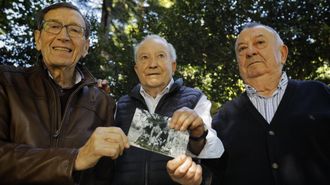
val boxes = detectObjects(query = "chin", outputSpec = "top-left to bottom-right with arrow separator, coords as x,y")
146,82 -> 161,87
247,72 -> 265,79
145,78 -> 161,83
247,68 -> 265,76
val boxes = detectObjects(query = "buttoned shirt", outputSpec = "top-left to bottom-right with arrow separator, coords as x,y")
140,78 -> 224,158
246,72 -> 289,123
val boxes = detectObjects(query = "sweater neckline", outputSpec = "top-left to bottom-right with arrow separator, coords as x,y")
241,80 -> 298,127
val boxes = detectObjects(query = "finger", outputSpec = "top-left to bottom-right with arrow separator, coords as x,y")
169,111 -> 180,129
101,80 -> 110,93
104,135 -> 124,154
174,156 -> 193,177
103,146 -> 120,159
182,163 -> 202,185
183,161 -> 197,180
103,127 -> 130,148
179,113 -> 201,131
98,128 -> 125,152
101,79 -> 108,86
171,111 -> 190,130
95,141 -> 122,159
192,164 -> 203,185
97,79 -> 103,88
117,129 -> 130,148
170,107 -> 190,128
94,128 -> 126,155
167,154 -> 187,174
176,113 -> 191,130
194,164 -> 203,181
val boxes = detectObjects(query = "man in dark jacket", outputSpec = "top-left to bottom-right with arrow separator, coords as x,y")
0,3 -> 128,185
112,35 -> 223,185
204,23 -> 330,185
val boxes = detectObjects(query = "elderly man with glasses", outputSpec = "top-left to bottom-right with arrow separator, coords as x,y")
0,2 -> 128,185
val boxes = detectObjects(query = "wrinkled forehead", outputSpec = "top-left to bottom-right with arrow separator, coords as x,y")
44,7 -> 85,26
239,26 -> 275,40
236,26 -> 275,47
137,38 -> 169,53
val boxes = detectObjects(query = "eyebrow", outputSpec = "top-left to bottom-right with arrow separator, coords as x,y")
255,34 -> 265,39
44,19 -> 83,27
137,52 -> 149,56
236,34 -> 265,47
156,50 -> 167,54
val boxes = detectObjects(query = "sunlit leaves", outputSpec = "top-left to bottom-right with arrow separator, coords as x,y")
0,0 -> 329,104
159,0 -> 175,8
315,64 -> 330,84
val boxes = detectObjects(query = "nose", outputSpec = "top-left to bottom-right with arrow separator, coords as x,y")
246,45 -> 257,58
56,26 -> 70,41
148,56 -> 158,68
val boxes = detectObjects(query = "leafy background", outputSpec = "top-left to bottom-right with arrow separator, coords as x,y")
1,0 -> 329,113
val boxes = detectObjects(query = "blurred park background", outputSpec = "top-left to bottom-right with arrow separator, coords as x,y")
1,0 -> 329,113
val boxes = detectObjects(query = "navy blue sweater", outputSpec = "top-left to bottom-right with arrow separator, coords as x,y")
204,80 -> 330,185
112,79 -> 203,185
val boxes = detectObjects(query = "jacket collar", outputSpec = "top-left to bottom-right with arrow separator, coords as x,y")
129,78 -> 183,100
36,58 -> 96,85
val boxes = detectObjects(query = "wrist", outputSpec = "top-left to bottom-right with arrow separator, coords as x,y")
189,128 -> 208,142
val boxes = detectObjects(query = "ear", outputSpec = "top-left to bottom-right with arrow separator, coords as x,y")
171,61 -> 177,75
34,30 -> 41,51
134,63 -> 138,74
280,44 -> 288,65
82,39 -> 90,57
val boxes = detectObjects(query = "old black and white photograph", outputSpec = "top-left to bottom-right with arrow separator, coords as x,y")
128,108 -> 189,158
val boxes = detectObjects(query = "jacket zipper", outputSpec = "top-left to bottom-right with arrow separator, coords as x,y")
48,80 -> 61,147
51,81 -> 95,147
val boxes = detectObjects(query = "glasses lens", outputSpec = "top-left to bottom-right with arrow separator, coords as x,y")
67,25 -> 84,38
42,21 -> 85,38
43,21 -> 62,34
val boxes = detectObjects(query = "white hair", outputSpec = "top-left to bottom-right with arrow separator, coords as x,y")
235,22 -> 284,49
134,34 -> 177,62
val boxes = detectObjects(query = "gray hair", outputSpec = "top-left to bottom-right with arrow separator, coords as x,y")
35,2 -> 91,39
134,34 -> 177,62
235,22 -> 284,49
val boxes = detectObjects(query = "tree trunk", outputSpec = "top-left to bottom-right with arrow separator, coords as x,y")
99,0 -> 113,60
100,0 -> 112,42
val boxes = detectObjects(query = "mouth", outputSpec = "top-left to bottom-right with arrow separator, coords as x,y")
248,61 -> 261,67
146,73 -> 160,76
52,46 -> 72,53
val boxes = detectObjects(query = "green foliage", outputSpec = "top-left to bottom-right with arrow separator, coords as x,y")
82,0 -> 141,98
0,0 -> 48,66
0,0 -> 329,105
134,0 -> 330,104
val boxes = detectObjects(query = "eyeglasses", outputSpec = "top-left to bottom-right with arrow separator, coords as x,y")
42,21 -> 85,38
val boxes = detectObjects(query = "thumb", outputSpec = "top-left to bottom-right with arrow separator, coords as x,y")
167,154 -> 187,172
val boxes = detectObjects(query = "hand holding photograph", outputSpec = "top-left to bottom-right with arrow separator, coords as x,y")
128,108 -> 189,158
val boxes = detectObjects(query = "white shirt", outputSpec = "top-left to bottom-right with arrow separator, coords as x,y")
139,78 -> 224,158
246,72 -> 289,123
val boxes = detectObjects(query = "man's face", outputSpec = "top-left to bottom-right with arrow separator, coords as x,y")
34,8 -> 89,70
134,38 -> 176,93
235,26 -> 287,83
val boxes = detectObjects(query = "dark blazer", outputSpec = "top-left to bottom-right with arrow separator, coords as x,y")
205,79 -> 330,185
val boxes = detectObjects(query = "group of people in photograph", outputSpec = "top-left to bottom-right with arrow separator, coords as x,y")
0,2 -> 329,185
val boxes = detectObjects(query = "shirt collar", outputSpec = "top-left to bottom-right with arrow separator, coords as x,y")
140,78 -> 174,98
245,72 -> 288,96
47,69 -> 82,86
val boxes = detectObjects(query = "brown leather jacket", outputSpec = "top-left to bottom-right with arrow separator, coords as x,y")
0,63 -> 116,185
